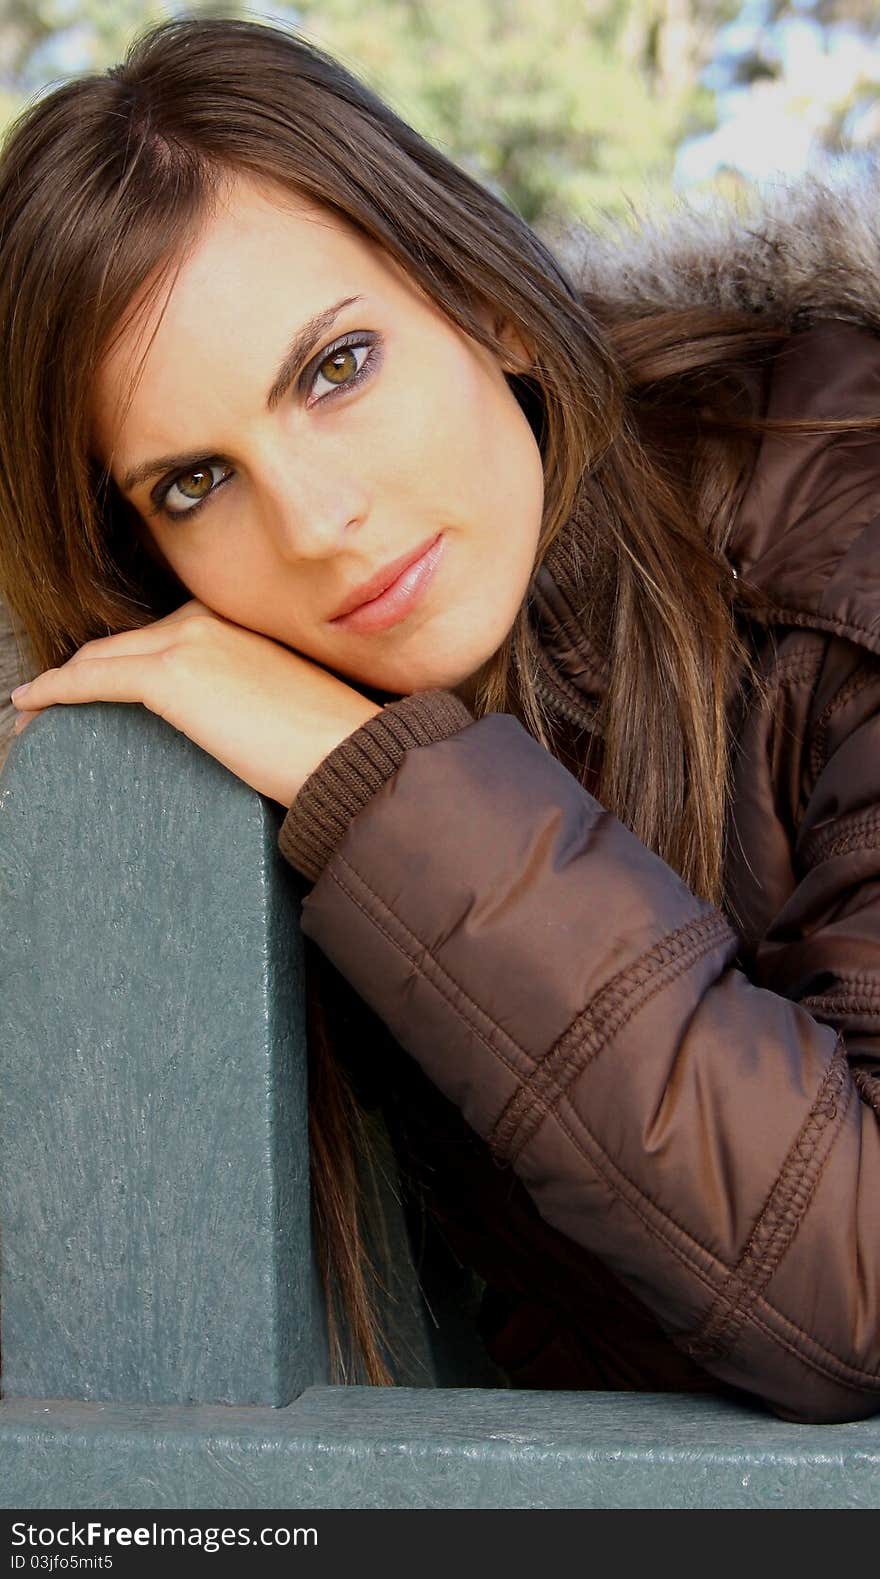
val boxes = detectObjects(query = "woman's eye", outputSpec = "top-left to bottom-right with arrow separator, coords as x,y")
309,338 -> 376,403
156,460 -> 233,518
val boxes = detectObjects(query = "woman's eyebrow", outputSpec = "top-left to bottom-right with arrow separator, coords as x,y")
119,293 -> 365,494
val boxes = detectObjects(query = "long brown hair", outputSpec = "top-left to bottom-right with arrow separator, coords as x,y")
1,16 -> 876,1386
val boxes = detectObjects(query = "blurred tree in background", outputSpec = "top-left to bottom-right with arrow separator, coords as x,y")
1,2 -> 878,233
285,0 -> 740,226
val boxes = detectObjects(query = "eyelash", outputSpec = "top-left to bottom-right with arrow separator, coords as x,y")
149,332 -> 382,521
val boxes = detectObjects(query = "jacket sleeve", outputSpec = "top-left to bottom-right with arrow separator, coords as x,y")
278,674 -> 880,1424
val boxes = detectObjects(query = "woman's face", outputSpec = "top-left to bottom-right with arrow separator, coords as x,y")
90,172 -> 545,701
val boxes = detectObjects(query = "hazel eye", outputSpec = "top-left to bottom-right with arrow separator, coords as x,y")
310,340 -> 372,400
158,461 -> 232,517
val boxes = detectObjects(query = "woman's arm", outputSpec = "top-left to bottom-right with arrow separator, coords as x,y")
279,666 -> 880,1424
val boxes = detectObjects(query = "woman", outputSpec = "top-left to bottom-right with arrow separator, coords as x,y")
1,16 -> 879,1423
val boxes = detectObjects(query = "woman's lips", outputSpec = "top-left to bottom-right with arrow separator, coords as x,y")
329,533 -> 445,633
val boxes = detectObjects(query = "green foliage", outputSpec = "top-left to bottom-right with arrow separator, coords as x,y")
289,0 -> 719,227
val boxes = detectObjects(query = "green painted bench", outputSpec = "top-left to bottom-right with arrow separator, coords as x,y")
1,704 -> 878,1508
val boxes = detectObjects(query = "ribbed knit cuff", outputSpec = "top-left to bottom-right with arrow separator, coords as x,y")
278,689 -> 475,882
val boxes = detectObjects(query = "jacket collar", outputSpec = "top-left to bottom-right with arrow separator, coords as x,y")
530,526 -> 607,729
532,169 -> 880,723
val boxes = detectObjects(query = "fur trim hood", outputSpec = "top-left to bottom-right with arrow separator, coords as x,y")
553,164 -> 880,333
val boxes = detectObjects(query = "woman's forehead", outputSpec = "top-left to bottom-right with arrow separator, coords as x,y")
88,185 -> 383,453
88,178 -> 440,474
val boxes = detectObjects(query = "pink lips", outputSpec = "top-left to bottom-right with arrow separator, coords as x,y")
329,533 -> 445,634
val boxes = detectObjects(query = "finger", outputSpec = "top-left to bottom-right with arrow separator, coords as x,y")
65,620 -> 189,664
9,654 -> 164,713
11,609 -> 212,709
64,639 -> 160,674
59,601 -> 214,669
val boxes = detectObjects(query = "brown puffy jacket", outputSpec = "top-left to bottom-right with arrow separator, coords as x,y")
279,302 -> 880,1424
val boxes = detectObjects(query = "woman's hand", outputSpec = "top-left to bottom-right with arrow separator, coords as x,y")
8,600 -> 384,807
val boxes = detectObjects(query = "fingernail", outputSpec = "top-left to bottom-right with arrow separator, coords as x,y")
10,683 -> 31,703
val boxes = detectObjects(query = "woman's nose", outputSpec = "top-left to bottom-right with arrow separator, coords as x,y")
259,458 -> 367,562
